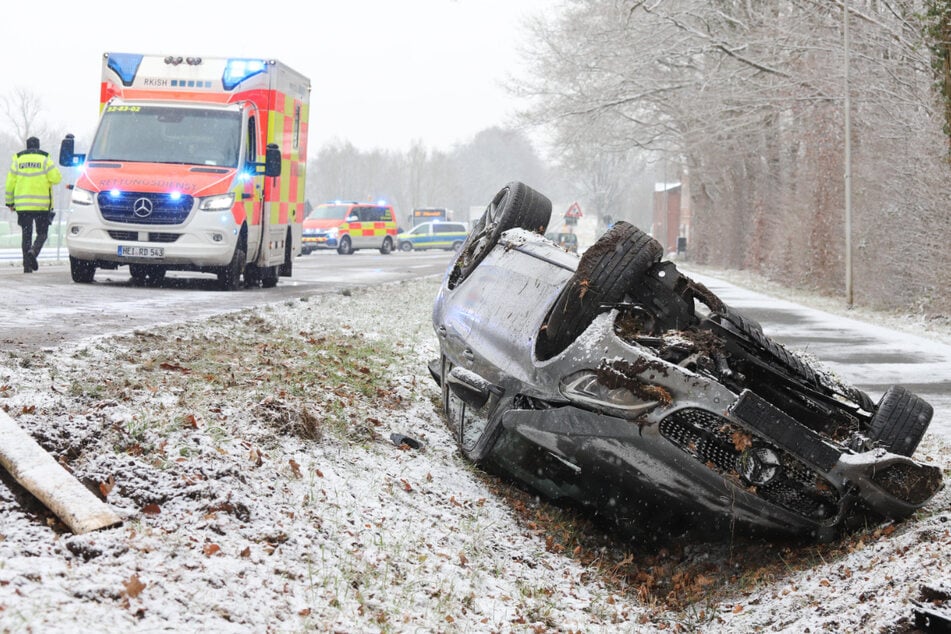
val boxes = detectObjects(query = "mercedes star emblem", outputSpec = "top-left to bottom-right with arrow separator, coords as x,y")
133,197 -> 154,218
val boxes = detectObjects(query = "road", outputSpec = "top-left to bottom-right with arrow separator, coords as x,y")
2,253 -> 948,444
0,249 -> 453,354
689,271 -> 951,445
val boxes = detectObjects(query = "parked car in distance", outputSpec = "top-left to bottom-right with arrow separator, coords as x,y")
301,201 -> 397,255
397,221 -> 469,252
545,231 -> 579,253
430,180 -> 942,542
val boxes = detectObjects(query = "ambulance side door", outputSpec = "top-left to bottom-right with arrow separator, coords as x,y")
244,110 -> 266,259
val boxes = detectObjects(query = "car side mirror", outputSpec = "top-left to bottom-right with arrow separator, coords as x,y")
264,143 -> 282,177
346,215 -> 359,223
59,134 -> 85,167
447,366 -> 503,410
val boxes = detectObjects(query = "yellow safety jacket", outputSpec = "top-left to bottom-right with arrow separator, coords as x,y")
5,149 -> 62,213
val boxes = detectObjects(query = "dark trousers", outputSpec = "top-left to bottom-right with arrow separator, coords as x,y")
17,212 -> 51,258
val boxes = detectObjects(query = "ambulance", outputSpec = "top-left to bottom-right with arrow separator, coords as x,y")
300,201 -> 398,255
59,52 -> 310,289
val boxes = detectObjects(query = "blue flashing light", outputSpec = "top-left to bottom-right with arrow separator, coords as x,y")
106,53 -> 144,87
169,191 -> 182,201
109,189 -> 121,199
376,199 -> 387,206
222,59 -> 267,91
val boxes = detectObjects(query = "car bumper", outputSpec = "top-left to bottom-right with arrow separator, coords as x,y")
64,205 -> 242,267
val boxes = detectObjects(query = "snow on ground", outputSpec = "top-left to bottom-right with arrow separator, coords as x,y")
0,273 -> 948,633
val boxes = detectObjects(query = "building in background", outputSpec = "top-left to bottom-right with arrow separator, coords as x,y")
653,177 -> 692,257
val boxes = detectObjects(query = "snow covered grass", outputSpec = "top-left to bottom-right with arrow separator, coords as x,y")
0,274 -> 948,632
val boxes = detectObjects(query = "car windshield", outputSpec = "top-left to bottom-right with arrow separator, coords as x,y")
308,205 -> 351,220
89,105 -> 241,167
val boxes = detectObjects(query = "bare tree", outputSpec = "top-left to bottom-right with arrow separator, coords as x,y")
518,0 -> 951,315
2,88 -> 48,146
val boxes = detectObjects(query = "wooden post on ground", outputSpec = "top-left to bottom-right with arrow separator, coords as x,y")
0,409 -> 121,534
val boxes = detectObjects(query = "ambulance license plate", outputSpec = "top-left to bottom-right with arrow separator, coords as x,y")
118,245 -> 164,258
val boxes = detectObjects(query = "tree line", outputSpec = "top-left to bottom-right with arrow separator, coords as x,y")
518,0 -> 951,316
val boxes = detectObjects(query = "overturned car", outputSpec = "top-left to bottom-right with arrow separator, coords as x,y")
429,181 -> 943,541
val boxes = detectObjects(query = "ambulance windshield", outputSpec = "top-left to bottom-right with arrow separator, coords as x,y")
89,105 -> 242,167
308,205 -> 351,220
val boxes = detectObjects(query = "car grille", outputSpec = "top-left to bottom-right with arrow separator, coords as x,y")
107,230 -> 138,241
107,231 -> 182,243
98,191 -> 194,225
660,408 -> 840,521
148,233 -> 181,243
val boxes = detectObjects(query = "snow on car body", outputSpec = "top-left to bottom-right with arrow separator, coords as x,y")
430,181 -> 943,540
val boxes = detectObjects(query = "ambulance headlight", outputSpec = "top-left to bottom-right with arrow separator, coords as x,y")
72,188 -> 95,206
198,193 -> 235,211
326,227 -> 338,238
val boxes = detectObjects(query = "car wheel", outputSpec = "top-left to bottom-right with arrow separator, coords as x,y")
129,264 -> 148,284
279,230 -> 293,276
868,385 -> 933,456
380,237 -> 393,255
400,241 -> 413,252
451,241 -> 463,252
448,181 -> 551,289
130,264 -> 165,287
337,236 -> 353,255
217,245 -> 245,291
70,256 -> 95,283
539,222 -> 662,359
261,266 -> 279,288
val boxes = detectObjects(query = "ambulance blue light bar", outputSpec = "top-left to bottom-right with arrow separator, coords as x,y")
222,59 -> 267,90
106,53 -> 144,87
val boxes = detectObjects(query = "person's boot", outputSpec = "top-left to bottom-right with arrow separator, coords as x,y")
25,250 -> 38,272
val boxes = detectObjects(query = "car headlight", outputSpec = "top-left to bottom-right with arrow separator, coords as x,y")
560,370 -> 661,418
198,193 -> 235,211
71,188 -> 95,206
303,228 -> 317,236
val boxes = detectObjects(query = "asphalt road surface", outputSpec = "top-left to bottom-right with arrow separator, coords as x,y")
0,250 -> 453,354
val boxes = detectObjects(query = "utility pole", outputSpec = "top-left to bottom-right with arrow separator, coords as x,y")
844,0 -> 854,309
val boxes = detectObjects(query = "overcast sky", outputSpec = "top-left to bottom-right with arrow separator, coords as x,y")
1,0 -> 553,152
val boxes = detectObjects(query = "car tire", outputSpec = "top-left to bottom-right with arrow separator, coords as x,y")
448,181 -> 551,289
539,222 -> 662,359
130,264 -> 166,287
380,237 -> 393,255
70,256 -> 95,284
337,236 -> 353,255
451,241 -> 463,252
279,230 -> 293,277
400,241 -> 413,252
218,245 -> 245,291
868,385 -> 933,456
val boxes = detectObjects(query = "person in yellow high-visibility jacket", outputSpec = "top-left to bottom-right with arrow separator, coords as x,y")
5,137 -> 63,273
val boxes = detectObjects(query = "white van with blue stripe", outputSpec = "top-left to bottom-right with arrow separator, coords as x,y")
397,221 -> 468,252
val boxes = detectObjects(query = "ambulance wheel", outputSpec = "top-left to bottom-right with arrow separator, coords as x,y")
70,256 -> 95,284
279,229 -> 293,277
261,266 -> 279,288
337,236 -> 353,255
130,264 -> 165,287
400,242 -> 413,252
380,237 -> 394,255
218,246 -> 245,291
